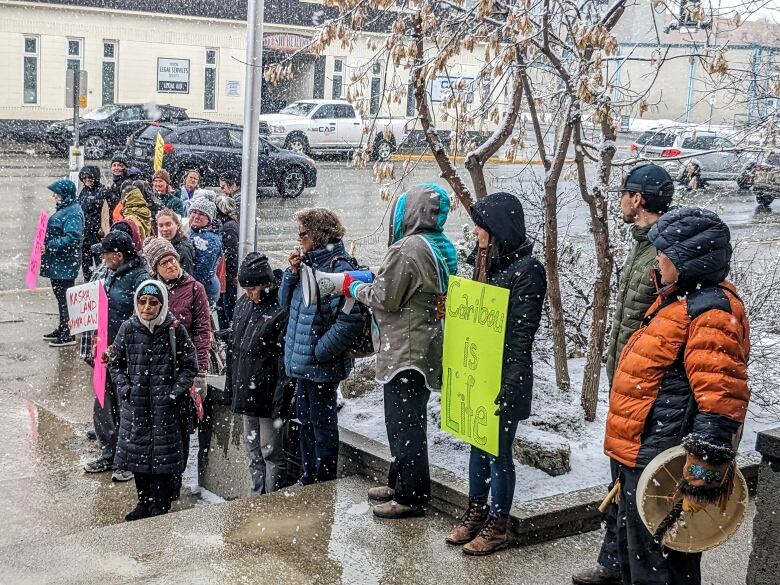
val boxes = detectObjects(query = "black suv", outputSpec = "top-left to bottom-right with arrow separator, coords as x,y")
45,104 -> 188,160
125,120 -> 317,198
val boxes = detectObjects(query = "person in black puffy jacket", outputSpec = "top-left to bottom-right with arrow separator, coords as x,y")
78,166 -> 107,280
227,253 -> 294,494
109,280 -> 197,521
446,192 -> 547,556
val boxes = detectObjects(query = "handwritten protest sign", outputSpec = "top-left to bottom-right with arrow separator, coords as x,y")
66,281 -> 101,335
93,284 -> 109,408
25,210 -> 49,289
441,276 -> 509,457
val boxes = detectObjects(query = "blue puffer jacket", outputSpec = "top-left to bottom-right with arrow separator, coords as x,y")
189,226 -> 223,299
279,241 -> 364,383
41,179 -> 84,281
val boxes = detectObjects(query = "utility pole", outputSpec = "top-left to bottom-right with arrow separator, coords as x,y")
238,0 -> 265,262
66,68 -> 86,184
73,72 -> 80,150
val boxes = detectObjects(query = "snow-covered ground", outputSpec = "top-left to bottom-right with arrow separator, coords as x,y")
339,357 -> 775,504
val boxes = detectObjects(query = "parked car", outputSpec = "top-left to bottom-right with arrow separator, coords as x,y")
258,99 -> 408,160
740,150 -> 780,206
45,103 -> 188,160
629,127 -> 749,181
124,120 -> 317,198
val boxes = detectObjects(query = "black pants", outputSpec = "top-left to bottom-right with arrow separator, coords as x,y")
597,463 -> 621,571
197,390 -> 216,486
173,397 -> 193,497
217,281 -> 237,330
94,375 -> 120,461
81,240 -> 100,281
384,369 -> 431,506
614,459 -> 702,585
134,472 -> 177,516
296,379 -> 340,484
51,279 -> 75,336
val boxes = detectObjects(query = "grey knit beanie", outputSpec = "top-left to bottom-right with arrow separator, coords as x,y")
188,197 -> 217,222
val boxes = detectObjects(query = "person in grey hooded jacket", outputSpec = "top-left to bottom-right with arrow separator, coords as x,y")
346,184 -> 457,519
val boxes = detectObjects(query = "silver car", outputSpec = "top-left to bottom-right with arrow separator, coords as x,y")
629,128 -> 746,181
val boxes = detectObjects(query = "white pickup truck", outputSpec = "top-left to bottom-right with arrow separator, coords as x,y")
258,99 -> 408,161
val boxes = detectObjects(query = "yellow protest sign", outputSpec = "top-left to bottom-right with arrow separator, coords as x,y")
153,130 -> 165,172
441,276 -> 509,457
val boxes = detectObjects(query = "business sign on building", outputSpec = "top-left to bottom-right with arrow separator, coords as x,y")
429,76 -> 475,104
263,33 -> 313,54
157,58 -> 190,93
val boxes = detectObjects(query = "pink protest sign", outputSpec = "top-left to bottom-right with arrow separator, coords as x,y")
92,283 -> 109,408
25,210 -> 49,289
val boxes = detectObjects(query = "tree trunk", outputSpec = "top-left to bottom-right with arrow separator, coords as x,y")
575,119 -> 616,421
465,67 -> 524,200
543,180 -> 571,391
409,17 -> 474,210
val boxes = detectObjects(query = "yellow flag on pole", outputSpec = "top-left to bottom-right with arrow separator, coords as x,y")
153,131 -> 165,172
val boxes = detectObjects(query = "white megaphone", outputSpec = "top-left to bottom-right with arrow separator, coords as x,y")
301,263 -> 374,313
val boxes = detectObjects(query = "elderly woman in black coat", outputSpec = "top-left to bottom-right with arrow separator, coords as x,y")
109,280 -> 197,521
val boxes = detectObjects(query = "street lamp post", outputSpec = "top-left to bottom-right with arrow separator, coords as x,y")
238,0 -> 265,262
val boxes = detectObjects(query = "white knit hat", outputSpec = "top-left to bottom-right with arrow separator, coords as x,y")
188,197 -> 217,222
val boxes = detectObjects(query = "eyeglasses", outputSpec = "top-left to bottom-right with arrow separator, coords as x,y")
158,256 -> 178,267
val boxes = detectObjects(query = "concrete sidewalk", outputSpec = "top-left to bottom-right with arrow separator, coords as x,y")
0,289 -> 754,584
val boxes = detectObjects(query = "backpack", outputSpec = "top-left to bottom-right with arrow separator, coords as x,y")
317,255 -> 376,359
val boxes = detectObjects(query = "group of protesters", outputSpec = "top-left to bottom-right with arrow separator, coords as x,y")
39,158 -> 749,584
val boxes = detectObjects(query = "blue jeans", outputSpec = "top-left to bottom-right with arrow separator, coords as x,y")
296,379 -> 339,484
468,413 -> 520,516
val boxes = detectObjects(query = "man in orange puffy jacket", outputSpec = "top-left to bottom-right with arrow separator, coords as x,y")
605,207 -> 750,585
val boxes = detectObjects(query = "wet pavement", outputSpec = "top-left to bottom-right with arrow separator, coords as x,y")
0,289 -> 207,548
0,469 -> 755,585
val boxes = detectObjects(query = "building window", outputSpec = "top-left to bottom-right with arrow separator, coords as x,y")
67,37 -> 83,71
102,40 -> 117,105
204,48 -> 218,111
332,58 -> 344,99
370,61 -> 382,115
23,35 -> 39,105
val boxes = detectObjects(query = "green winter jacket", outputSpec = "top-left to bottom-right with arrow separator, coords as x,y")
605,223 -> 658,382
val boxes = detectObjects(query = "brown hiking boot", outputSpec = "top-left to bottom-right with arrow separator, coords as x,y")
445,501 -> 489,545
462,514 -> 510,556
571,565 -> 622,585
367,486 -> 395,502
372,500 -> 425,519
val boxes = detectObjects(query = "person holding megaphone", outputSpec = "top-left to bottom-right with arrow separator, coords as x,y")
279,208 -> 364,486
343,184 -> 458,520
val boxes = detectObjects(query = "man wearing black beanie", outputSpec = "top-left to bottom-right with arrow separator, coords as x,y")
226,253 -> 294,494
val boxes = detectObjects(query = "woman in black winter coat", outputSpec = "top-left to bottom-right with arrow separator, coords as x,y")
78,166 -> 107,280
109,280 -> 197,521
227,254 -> 294,494
446,192 -> 547,556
